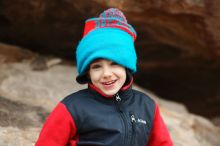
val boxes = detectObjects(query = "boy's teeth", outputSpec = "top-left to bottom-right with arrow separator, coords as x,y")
104,80 -> 115,85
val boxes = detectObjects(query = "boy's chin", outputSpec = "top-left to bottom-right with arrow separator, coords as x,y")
102,89 -> 120,96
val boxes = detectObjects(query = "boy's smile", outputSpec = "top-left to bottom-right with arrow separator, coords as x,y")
89,59 -> 126,96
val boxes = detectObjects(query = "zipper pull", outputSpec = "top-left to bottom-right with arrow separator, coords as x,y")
130,114 -> 137,146
131,114 -> 136,123
115,93 -> 121,102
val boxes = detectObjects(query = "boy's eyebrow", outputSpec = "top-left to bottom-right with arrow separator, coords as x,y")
91,59 -> 101,64
90,59 -> 114,64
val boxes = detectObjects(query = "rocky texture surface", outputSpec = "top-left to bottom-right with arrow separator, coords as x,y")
1,0 -> 220,59
0,43 -> 220,146
0,43 -> 37,63
0,127 -> 40,146
1,0 -> 220,118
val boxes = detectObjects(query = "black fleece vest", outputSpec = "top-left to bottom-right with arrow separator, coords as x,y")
62,88 -> 155,146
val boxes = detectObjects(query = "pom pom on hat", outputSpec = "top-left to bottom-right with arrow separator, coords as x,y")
76,8 -> 137,84
83,8 -> 137,40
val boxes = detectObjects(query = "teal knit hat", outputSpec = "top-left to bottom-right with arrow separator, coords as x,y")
76,8 -> 137,84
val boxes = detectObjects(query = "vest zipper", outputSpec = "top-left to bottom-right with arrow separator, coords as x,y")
115,93 -> 121,102
130,114 -> 137,146
114,93 -> 129,146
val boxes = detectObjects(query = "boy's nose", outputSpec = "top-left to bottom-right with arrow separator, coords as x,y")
102,67 -> 112,78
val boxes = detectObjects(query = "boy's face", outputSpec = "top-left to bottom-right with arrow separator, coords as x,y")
89,59 -> 126,96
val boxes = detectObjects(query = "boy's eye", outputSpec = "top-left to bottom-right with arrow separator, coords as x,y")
90,64 -> 101,69
111,62 -> 119,66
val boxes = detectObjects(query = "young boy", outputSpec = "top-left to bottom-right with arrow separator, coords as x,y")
35,8 -> 173,146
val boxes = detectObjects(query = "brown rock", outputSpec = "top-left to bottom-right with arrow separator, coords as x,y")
0,43 -> 36,63
1,0 -> 219,58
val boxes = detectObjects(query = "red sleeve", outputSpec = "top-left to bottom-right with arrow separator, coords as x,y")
147,103 -> 173,146
35,102 -> 77,146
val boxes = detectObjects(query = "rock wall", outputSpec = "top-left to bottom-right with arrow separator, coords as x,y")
1,0 -> 220,119
1,0 -> 220,58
